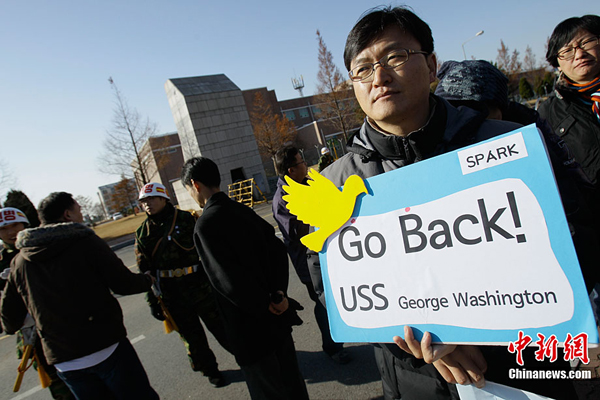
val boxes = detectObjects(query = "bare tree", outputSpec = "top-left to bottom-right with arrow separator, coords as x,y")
509,49 -> 522,75
0,159 -> 16,205
496,40 -> 511,74
523,46 -> 537,72
315,30 -> 357,142
98,77 -> 158,186
74,195 -> 94,219
92,203 -> 106,220
249,92 -> 297,174
497,40 -> 525,96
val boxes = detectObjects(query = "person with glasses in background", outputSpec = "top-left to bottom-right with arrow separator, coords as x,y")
539,15 -> 600,191
272,146 -> 352,365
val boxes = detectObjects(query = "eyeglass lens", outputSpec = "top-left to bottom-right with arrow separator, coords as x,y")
350,50 -> 409,81
558,36 -> 599,60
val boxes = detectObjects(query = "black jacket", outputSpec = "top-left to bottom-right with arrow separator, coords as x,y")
538,88 -> 600,187
309,96 -> 577,399
0,223 -> 152,364
193,192 -> 292,366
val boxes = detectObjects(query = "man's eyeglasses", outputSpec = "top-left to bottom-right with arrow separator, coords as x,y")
557,36 -> 600,61
291,160 -> 307,167
349,49 -> 430,82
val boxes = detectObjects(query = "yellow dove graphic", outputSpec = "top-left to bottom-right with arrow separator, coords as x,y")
283,169 -> 368,252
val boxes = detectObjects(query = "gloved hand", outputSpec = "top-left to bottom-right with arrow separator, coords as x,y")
288,297 -> 304,312
147,294 -> 166,321
1,268 -> 10,280
279,296 -> 304,327
150,302 -> 166,321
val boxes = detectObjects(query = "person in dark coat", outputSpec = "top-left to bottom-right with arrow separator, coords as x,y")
272,145 -> 351,364
1,192 -> 158,400
0,207 -> 75,399
181,157 -> 308,400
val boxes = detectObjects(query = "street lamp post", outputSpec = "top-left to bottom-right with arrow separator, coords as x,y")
462,30 -> 484,60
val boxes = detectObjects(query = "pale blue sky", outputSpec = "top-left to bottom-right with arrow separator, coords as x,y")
0,0 -> 596,206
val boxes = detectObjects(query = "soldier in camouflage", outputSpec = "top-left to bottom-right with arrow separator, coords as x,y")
0,207 -> 75,400
135,183 -> 231,388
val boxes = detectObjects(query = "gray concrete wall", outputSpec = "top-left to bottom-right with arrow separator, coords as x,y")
165,74 -> 269,194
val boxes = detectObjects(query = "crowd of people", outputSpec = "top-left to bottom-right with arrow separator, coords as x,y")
1,5 -> 599,400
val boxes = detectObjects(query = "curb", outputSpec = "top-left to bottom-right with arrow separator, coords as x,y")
110,239 -> 135,251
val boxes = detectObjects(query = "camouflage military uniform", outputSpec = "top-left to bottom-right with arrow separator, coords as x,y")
2,245 -> 75,400
135,202 -> 230,375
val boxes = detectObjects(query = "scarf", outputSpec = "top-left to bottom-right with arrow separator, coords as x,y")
564,74 -> 600,122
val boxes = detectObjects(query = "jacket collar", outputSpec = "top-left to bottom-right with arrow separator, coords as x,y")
203,191 -> 229,211
16,223 -> 94,249
346,95 -> 487,163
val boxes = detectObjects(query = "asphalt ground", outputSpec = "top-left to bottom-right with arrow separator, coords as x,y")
0,201 -> 384,399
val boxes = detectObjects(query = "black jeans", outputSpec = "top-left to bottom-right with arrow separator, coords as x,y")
57,338 -> 159,400
241,333 -> 308,400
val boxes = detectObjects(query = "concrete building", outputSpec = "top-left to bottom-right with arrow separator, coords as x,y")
135,132 -> 184,206
165,74 -> 268,203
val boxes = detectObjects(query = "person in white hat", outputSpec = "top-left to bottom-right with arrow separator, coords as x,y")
135,182 -> 231,387
0,207 -> 29,290
318,147 -> 334,172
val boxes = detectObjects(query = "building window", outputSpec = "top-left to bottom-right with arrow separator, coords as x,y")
299,107 -> 309,118
284,110 -> 296,121
311,106 -> 321,115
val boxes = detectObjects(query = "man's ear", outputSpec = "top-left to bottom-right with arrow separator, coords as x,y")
191,179 -> 202,193
62,209 -> 74,222
427,52 -> 438,84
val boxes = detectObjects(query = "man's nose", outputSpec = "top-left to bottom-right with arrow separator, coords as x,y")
573,46 -> 588,58
372,63 -> 392,86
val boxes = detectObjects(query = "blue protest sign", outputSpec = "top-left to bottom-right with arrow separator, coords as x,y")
319,124 -> 598,344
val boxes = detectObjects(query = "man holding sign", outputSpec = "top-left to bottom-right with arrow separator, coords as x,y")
307,6 -> 584,399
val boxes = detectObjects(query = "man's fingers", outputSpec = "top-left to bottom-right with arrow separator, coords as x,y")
429,343 -> 457,363
402,326 -> 424,358
432,360 -> 457,384
436,356 -> 474,386
436,346 -> 486,388
393,336 -> 411,354
452,346 -> 487,387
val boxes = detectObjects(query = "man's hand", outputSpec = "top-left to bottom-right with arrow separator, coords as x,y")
268,290 -> 289,315
393,326 -> 487,388
144,271 -> 156,285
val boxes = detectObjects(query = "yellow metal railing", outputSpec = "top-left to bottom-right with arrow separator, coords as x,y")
228,178 -> 267,208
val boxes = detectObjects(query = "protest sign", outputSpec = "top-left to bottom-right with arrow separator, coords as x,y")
318,124 -> 598,344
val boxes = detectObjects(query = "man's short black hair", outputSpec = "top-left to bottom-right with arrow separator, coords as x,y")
38,192 -> 76,225
546,15 -> 600,68
181,157 -> 221,189
344,6 -> 434,71
274,146 -> 300,177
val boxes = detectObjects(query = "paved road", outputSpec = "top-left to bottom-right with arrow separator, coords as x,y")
0,202 -> 384,399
